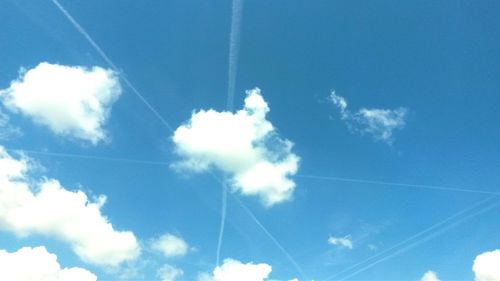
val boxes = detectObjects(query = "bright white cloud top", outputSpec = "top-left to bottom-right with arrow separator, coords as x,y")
0,62 -> 121,144
0,146 -> 140,266
172,88 -> 300,206
420,271 -> 441,281
330,91 -> 407,144
152,233 -> 189,258
473,249 -> 500,281
328,235 -> 353,249
199,258 -> 272,281
0,246 -> 97,281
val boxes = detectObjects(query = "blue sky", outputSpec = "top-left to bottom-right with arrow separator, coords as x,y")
0,0 -> 499,280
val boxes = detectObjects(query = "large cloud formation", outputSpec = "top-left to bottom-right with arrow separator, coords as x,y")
0,146 -> 140,266
172,88 -> 300,206
0,62 -> 121,144
330,91 -> 407,144
473,249 -> 500,281
199,258 -> 272,281
0,246 -> 96,281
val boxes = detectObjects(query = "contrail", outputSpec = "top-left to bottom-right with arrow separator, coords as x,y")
217,0 -> 244,267
297,174 -> 500,196
225,0 -> 244,111
234,196 -> 309,280
216,182 -> 228,266
50,0 -> 174,132
10,148 -> 169,166
323,196 -> 498,281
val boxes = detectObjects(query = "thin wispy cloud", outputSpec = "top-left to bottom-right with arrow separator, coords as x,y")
157,264 -> 184,281
0,109 -> 21,140
151,234 -> 190,258
329,91 -> 408,144
172,88 -> 300,207
0,62 -> 121,144
328,235 -> 354,250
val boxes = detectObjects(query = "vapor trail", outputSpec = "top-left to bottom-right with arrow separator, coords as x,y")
216,0 -> 244,266
216,182 -> 228,266
324,196 -> 498,281
225,0 -> 244,111
297,174 -> 500,196
50,0 -> 174,131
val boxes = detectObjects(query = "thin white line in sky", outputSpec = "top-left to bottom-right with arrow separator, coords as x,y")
50,0 -> 174,132
323,196 -> 498,280
216,182 -> 228,266
297,174 -> 500,195
225,0 -> 244,111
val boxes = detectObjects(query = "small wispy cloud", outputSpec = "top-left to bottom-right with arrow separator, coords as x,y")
151,234 -> 190,258
328,235 -> 353,250
420,271 -> 441,281
329,91 -> 408,144
0,109 -> 21,140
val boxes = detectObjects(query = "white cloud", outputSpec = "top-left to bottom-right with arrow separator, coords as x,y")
0,146 -> 140,266
151,233 -> 189,258
328,235 -> 353,249
0,62 -> 121,144
172,88 -> 300,206
0,246 -> 97,281
158,264 -> 184,281
199,258 -> 272,281
420,271 -> 441,281
329,91 -> 407,144
473,249 -> 500,281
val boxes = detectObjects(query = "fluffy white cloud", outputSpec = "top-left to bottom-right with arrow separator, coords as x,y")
151,233 -> 189,258
172,88 -> 300,206
0,62 -> 121,144
199,258 -> 272,281
158,264 -> 184,281
0,146 -> 140,266
0,246 -> 97,281
327,235 -> 353,249
420,271 -> 441,281
330,91 -> 407,144
473,250 -> 500,281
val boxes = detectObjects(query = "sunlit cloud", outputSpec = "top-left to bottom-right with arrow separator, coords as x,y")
172,88 -> 300,206
151,233 -> 190,258
473,249 -> 500,281
0,246 -> 97,281
0,62 -> 121,144
0,146 -> 140,266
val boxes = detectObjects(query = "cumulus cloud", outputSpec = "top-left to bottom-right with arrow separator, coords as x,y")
0,62 -> 121,144
329,91 -> 407,144
172,88 -> 300,206
151,233 -> 189,258
420,271 -> 441,281
473,249 -> 500,281
199,258 -> 272,281
0,146 -> 140,266
328,235 -> 353,249
158,264 -> 184,281
0,246 -> 97,281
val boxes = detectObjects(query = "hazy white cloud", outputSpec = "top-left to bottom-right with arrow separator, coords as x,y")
0,246 -> 97,281
0,146 -> 140,267
328,235 -> 353,249
151,233 -> 189,258
0,62 -> 121,144
173,88 -> 300,206
473,249 -> 500,281
158,264 -> 184,281
0,109 -> 21,140
199,258 -> 272,281
420,271 -> 441,281
329,91 -> 407,144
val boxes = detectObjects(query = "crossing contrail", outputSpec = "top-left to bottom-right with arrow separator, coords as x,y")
50,0 -> 174,131
216,182 -> 228,266
323,196 -> 499,281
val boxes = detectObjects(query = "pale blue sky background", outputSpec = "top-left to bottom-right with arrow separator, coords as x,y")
1,0 -> 499,280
